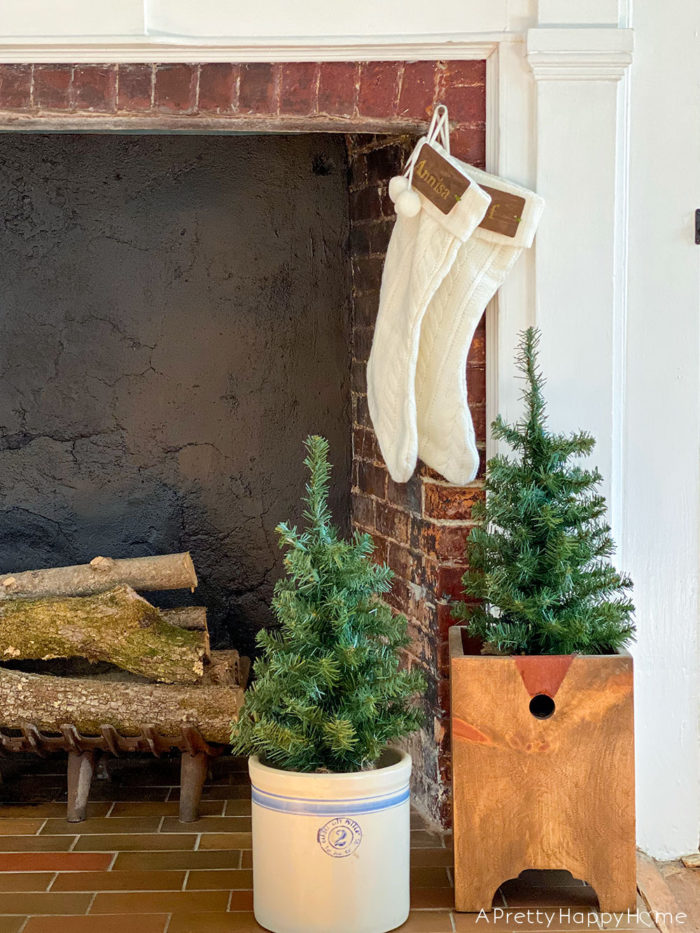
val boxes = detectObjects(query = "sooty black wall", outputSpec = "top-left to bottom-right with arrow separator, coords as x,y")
0,133 -> 352,654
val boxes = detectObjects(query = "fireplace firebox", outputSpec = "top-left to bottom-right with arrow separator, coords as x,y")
0,60 -> 487,824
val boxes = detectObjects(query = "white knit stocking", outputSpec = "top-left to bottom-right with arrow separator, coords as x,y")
415,162 -> 545,485
367,161 -> 490,483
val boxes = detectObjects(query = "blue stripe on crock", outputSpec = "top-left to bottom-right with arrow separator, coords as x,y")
251,784 -> 410,816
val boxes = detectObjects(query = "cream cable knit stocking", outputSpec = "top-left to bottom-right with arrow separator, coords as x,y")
367,153 -> 490,483
415,161 -> 545,485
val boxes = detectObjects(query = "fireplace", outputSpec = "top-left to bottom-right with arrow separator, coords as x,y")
0,60 -> 487,824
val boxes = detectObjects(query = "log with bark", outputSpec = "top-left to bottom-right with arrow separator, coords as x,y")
0,585 -> 207,684
0,553 -> 197,600
0,664 -> 243,744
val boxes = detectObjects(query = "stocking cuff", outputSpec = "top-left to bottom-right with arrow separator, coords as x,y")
411,137 -> 492,241
428,144 -> 545,249
455,162 -> 545,249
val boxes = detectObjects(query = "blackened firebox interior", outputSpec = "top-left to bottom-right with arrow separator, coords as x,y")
0,133 -> 353,656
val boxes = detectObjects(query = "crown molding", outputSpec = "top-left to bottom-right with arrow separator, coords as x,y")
527,27 -> 633,81
0,36 -> 508,64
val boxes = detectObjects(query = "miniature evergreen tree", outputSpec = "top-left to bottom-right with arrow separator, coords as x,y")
455,328 -> 635,656
231,435 -> 425,772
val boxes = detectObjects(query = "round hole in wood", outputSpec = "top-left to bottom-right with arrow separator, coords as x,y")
529,694 -> 555,719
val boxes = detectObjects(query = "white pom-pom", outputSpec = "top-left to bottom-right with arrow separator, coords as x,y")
394,189 -> 421,218
388,175 -> 409,203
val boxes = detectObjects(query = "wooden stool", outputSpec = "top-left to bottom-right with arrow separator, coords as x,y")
449,626 -> 636,913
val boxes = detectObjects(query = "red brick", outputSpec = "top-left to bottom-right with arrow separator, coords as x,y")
366,219 -> 393,254
437,677 -> 451,715
366,143 -> 406,185
349,151 -> 368,189
198,63 -> 237,113
437,601 -> 458,639
421,523 -> 471,561
375,502 -> 411,543
418,464 -> 447,482
352,291 -> 379,328
351,359 -> 367,394
72,65 -> 117,113
470,402 -> 486,441
380,186 -> 396,217
386,474 -> 421,515
450,124 -> 486,165
398,61 -> 437,121
154,64 -> 197,114
352,325 -> 373,362
352,392 -> 371,428
279,62 -> 318,116
436,564 -> 468,602
366,532 -> 389,564
363,428 -> 382,463
352,256 -> 383,294
352,426 -> 368,460
357,62 -> 401,118
349,223 -> 372,257
34,65 -> 72,110
351,491 -> 375,528
318,62 -> 358,115
467,364 -> 486,405
357,460 -> 387,499
239,63 -> 278,114
469,318 -> 486,364
0,852 -> 112,872
443,82 -> 486,126
406,622 -> 436,668
387,575 -> 411,612
350,186 -> 382,222
0,64 -> 31,110
387,541 -> 413,580
352,425 -> 382,464
117,64 -> 153,112
440,60 -> 486,89
423,483 -> 484,521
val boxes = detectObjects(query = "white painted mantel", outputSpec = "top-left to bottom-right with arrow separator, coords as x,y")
1,0 -> 699,860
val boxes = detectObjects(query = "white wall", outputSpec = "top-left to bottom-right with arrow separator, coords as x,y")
0,0 -> 698,859
624,0 -> 700,859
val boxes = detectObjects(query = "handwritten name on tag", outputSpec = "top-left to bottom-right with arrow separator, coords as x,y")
411,144 -> 470,215
479,185 -> 526,238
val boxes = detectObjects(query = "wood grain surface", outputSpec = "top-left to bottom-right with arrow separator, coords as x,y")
450,626 -> 636,913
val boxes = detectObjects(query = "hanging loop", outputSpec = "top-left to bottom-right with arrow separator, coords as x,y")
402,104 -> 451,188
389,104 -> 452,216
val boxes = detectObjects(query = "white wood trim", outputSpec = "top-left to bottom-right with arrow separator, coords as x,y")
527,27 -> 633,80
0,38 -> 503,64
484,45 -> 501,463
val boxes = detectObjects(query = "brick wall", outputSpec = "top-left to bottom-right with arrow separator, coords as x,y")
0,58 -> 487,825
346,70 -> 486,820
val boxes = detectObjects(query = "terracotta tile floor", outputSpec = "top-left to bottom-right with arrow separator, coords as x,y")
0,755 -> 669,932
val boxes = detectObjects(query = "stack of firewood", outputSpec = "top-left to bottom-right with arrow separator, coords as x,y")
0,553 -> 245,744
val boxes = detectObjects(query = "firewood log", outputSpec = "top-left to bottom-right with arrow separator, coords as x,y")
0,553 -> 197,600
0,664 -> 243,744
0,585 -> 207,684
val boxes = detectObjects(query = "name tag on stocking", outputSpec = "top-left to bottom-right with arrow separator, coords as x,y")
411,144 -> 471,215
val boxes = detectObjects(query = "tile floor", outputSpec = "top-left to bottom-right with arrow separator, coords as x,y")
0,754 -> 667,932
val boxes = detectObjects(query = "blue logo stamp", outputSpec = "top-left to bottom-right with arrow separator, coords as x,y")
317,817 -> 363,858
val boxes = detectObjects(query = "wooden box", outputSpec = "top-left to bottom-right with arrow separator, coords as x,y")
449,626 -> 636,913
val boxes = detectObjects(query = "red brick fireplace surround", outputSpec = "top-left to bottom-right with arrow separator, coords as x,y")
0,60 -> 486,824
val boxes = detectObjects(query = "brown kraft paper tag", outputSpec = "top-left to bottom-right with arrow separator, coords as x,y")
479,185 -> 526,238
411,144 -> 471,215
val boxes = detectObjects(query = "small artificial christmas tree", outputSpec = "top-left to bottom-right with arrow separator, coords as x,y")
231,435 -> 425,772
455,328 -> 635,656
